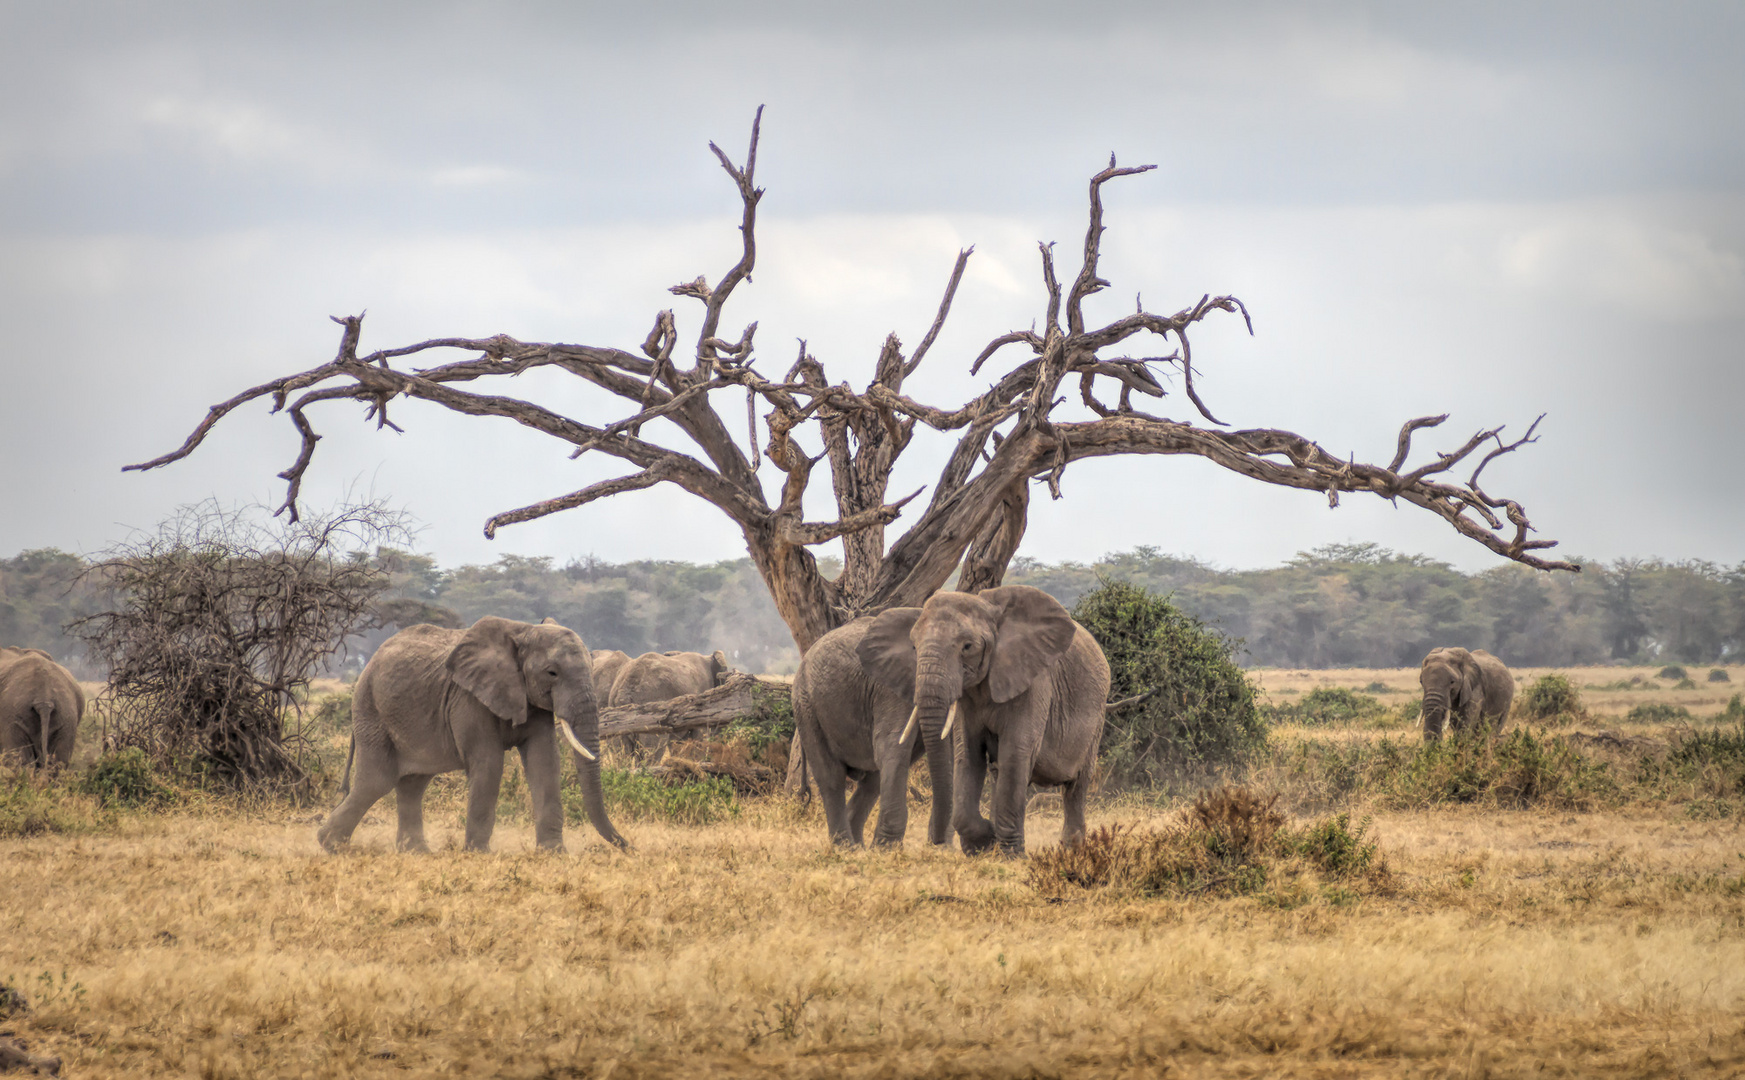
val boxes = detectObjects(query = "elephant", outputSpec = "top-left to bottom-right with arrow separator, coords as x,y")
1419,647 -> 1514,741
317,616 -> 627,853
590,649 -> 631,705
793,617 -> 953,848
0,647 -> 84,769
609,649 -> 731,754
859,585 -> 1111,857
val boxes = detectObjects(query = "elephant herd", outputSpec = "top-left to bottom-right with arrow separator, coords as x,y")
3,588 -> 1516,860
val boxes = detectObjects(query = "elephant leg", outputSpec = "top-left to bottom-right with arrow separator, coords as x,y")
991,739 -> 1035,857
394,775 -> 434,852
798,715 -> 857,847
1060,769 -> 1091,848
519,731 -> 565,852
462,750 -> 506,853
849,771 -> 885,846
869,740 -> 917,847
319,750 -> 398,852
954,732 -> 996,855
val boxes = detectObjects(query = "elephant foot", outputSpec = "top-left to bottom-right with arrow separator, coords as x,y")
316,826 -> 348,853
396,838 -> 430,854
996,840 -> 1026,859
829,834 -> 864,849
957,820 -> 997,855
870,834 -> 904,849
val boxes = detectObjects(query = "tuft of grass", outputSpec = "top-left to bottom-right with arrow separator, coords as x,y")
0,768 -> 106,837
79,747 -> 176,808
1029,786 -> 1386,901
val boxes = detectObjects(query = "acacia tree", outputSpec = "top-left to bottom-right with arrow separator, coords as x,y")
131,109 -> 1575,677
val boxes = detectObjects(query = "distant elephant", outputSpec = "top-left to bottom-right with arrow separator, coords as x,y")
859,586 -> 1111,857
793,617 -> 953,848
0,647 -> 84,769
590,649 -> 631,705
317,616 -> 627,853
1419,647 -> 1514,741
610,649 -> 730,751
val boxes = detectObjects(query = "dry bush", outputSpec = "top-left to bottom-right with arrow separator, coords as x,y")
68,502 -> 404,794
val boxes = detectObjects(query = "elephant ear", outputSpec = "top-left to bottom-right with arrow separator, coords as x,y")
447,616 -> 529,725
856,609 -> 923,694
979,585 -> 1078,704
710,650 -> 729,683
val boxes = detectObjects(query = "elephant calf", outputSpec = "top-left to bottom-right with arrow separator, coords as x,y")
318,616 -> 627,853
1419,646 -> 1514,741
0,646 -> 84,769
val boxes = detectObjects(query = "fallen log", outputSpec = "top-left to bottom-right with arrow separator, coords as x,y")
597,673 -> 785,739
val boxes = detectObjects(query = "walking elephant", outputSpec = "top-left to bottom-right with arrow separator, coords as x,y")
859,586 -> 1111,857
317,616 -> 627,853
0,647 -> 84,769
1419,647 -> 1514,741
793,617 -> 953,848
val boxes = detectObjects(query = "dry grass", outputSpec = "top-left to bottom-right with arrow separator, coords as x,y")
4,789 -> 1745,1077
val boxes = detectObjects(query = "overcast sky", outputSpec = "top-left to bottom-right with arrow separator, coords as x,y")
2,1 -> 1741,574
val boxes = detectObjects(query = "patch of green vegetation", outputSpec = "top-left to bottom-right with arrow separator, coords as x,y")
78,747 -> 175,808
1657,665 -> 1688,681
720,682 -> 795,753
1626,703 -> 1694,724
585,768 -> 739,826
1672,678 -> 1699,690
0,768 -> 105,837
1266,686 -> 1388,726
1710,669 -> 1732,683
1361,681 -> 1399,694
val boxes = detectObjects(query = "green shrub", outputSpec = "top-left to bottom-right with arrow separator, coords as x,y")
306,691 -> 354,735
1722,694 -> 1745,723
78,747 -> 175,808
1626,703 -> 1694,724
1710,669 -> 1732,683
585,768 -> 738,826
1517,673 -> 1583,723
1072,580 -> 1264,784
1287,812 -> 1379,877
1393,697 -> 1425,727
1657,665 -> 1688,681
1267,686 -> 1387,726
1666,722 -> 1745,774
1361,681 -> 1397,694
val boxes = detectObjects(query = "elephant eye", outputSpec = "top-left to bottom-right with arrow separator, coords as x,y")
962,641 -> 973,652
547,669 -> 560,678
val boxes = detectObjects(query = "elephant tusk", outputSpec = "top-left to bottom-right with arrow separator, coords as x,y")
900,706 -> 920,746
556,717 -> 598,761
940,701 -> 958,740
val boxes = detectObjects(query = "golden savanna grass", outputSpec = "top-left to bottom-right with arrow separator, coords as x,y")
3,669 -> 1743,1076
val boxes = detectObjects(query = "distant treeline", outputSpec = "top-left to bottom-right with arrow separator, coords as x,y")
4,543 -> 1741,675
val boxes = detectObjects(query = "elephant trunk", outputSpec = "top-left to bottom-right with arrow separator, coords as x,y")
558,677 -> 629,850
910,647 -> 962,846
34,702 -> 53,767
1421,691 -> 1449,742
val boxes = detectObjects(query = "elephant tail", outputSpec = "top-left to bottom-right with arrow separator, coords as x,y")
35,702 -> 54,767
339,732 -> 355,796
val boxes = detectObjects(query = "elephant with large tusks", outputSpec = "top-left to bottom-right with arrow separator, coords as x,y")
0,646 -> 84,769
858,586 -> 1111,857
1419,646 -> 1514,741
793,617 -> 953,848
317,616 -> 627,853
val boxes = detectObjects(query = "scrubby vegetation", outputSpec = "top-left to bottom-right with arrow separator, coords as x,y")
1072,580 -> 1265,784
1518,672 -> 1584,724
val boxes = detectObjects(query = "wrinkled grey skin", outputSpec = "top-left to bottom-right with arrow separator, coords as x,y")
590,649 -> 630,705
860,586 -> 1111,857
0,647 -> 83,769
610,649 -> 730,752
794,617 -> 952,848
317,616 -> 626,853
1420,647 -> 1514,741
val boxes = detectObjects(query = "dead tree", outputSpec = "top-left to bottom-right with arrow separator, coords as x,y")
69,501 -> 404,791
128,111 -> 1576,778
